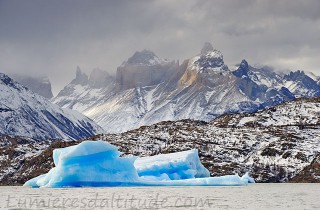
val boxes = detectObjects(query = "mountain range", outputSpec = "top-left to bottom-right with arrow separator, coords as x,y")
51,42 -> 320,133
0,42 -> 320,184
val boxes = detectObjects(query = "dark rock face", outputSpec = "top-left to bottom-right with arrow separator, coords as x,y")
290,155 -> 320,183
233,59 -> 249,77
236,77 -> 267,101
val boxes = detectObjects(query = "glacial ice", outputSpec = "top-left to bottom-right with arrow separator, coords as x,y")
24,140 -> 253,188
135,149 -> 210,180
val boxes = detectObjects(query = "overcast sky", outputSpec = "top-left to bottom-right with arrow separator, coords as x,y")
1,0 -> 320,95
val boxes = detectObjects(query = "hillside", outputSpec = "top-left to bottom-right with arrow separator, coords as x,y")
1,97 -> 319,185
0,73 -> 104,140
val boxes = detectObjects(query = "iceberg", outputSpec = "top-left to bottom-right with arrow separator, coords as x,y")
24,140 -> 253,188
135,149 -> 210,180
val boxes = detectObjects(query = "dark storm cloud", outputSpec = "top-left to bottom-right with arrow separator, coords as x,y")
0,0 -> 319,94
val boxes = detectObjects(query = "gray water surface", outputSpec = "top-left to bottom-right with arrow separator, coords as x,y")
0,184 -> 319,210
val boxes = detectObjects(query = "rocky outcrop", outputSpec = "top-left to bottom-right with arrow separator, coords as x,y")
290,154 -> 320,183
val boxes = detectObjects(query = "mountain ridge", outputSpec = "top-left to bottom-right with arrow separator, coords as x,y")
0,72 -> 104,140
52,42 -> 320,133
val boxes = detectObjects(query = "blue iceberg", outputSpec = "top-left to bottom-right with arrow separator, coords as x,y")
24,140 -> 253,188
134,149 -> 210,180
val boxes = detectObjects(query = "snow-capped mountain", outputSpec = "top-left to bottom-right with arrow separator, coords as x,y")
52,43 -> 320,133
283,70 -> 320,97
10,74 -> 54,99
52,67 -> 116,113
1,97 -> 319,185
233,61 -> 283,88
0,73 -> 104,140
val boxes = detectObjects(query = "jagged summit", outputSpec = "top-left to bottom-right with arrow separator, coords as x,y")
190,44 -> 227,72
190,42 -> 228,71
200,42 -> 214,55
72,67 -> 88,85
126,50 -> 164,66
284,70 -> 307,80
240,59 -> 249,69
72,67 -> 114,88
284,70 -> 320,97
76,66 -> 82,76
53,43 -> 320,133
233,59 -> 250,77
52,68 -> 116,113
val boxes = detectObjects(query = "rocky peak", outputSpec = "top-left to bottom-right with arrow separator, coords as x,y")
126,50 -> 164,66
233,59 -> 250,78
284,70 -> 319,93
200,42 -> 214,55
72,66 -> 88,85
188,42 -> 228,72
284,70 -> 317,85
284,70 -> 307,81
239,59 -> 249,69
193,49 -> 226,71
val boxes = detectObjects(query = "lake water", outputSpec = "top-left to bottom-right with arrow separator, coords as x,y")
0,184 -> 319,209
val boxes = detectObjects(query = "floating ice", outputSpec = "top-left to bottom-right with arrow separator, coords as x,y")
241,172 -> 255,183
24,140 -> 253,188
135,149 -> 210,180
